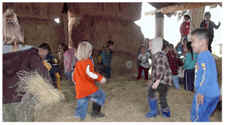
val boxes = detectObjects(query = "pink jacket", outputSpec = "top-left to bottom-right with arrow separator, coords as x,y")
64,48 -> 75,73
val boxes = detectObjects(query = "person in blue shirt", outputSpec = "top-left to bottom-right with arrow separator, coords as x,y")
190,28 -> 220,122
100,40 -> 114,79
183,42 -> 198,91
38,43 -> 61,89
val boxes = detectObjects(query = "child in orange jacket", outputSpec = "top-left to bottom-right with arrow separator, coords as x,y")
73,41 -> 107,120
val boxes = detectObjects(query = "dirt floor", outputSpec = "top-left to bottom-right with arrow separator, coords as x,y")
38,75 -> 222,122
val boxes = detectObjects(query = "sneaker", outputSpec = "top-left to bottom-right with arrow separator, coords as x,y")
74,115 -> 84,121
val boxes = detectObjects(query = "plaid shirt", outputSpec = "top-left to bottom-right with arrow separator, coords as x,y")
150,52 -> 173,86
167,50 -> 183,75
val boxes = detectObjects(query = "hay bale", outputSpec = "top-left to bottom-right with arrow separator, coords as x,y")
15,71 -> 65,121
215,57 -> 222,88
213,55 -> 222,87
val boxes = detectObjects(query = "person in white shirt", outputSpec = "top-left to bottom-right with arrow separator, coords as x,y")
137,46 -> 151,80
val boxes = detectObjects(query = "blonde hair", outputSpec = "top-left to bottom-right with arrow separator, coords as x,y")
76,41 -> 93,61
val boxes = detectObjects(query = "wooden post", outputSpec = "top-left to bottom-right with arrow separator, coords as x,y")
67,10 -> 74,48
155,12 -> 164,37
190,7 -> 205,30
62,13 -> 68,46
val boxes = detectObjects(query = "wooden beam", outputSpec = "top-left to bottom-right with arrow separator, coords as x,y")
160,3 -> 221,14
145,3 -> 222,16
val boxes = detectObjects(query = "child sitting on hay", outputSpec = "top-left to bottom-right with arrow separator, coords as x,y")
146,37 -> 173,118
38,43 -> 61,89
73,41 -> 107,120
190,28 -> 220,122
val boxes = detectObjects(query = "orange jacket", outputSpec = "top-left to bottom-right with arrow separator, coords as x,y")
73,58 -> 103,99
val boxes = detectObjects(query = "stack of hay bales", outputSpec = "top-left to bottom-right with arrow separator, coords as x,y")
213,55 -> 222,113
15,71 -> 65,121
68,3 -> 144,76
213,55 -> 222,88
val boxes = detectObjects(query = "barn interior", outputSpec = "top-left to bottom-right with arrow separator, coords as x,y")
2,2 -> 222,122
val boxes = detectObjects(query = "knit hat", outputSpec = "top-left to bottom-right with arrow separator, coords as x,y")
150,37 -> 163,55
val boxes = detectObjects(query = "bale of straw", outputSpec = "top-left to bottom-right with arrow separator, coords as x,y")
15,71 -> 65,121
213,55 -> 222,88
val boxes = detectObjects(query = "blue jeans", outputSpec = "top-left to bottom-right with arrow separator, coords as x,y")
75,89 -> 106,120
103,65 -> 111,78
65,71 -> 72,80
191,94 -> 219,122
172,75 -> 180,89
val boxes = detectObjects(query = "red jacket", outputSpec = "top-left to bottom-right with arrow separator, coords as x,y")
167,50 -> 183,75
180,21 -> 190,36
73,58 -> 103,99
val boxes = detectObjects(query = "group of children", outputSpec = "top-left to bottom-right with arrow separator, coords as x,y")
37,29 -> 220,122
3,8 -> 220,122
135,13 -> 221,122
36,13 -> 220,122
144,28 -> 220,122
36,40 -> 114,120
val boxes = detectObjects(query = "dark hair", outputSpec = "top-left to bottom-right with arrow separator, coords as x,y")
162,39 -> 169,51
191,28 -> 210,43
138,45 -> 145,55
107,40 -> 114,46
186,42 -> 194,60
184,14 -> 191,20
169,44 -> 174,48
204,12 -> 211,17
60,43 -> 68,52
38,43 -> 51,52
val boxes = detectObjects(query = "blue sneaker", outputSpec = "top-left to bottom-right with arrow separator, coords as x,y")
161,107 -> 171,118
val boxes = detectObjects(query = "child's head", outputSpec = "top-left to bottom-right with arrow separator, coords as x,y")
186,42 -> 193,52
162,39 -> 169,52
184,15 -> 191,21
204,12 -> 211,21
149,37 -> 163,54
59,43 -> 68,52
140,46 -> 145,54
38,43 -> 51,59
191,28 -> 209,53
76,41 -> 93,61
169,44 -> 174,50
106,40 -> 114,49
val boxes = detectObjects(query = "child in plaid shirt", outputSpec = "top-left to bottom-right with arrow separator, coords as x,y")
145,37 -> 173,118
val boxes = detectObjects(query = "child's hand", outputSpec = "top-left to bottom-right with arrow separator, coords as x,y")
152,79 -> 160,89
197,93 -> 204,105
100,77 -> 107,84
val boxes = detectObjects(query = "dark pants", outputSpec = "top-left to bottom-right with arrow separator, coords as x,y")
184,69 -> 195,91
137,66 -> 149,80
103,65 -> 111,78
208,35 -> 214,52
148,84 -> 169,109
